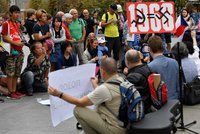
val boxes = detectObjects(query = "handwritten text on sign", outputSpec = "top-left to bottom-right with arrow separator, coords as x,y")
126,2 -> 176,34
49,64 -> 96,127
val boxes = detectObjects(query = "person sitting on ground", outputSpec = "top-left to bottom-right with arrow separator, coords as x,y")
61,42 -> 77,69
97,36 -> 109,64
124,49 -> 152,113
184,30 -> 200,75
82,35 -> 98,64
20,42 -> 50,96
171,42 -> 198,83
148,35 -> 179,99
0,67 -> 9,96
48,58 -> 126,134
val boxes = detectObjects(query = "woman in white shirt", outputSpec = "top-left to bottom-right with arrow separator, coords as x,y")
50,16 -> 66,71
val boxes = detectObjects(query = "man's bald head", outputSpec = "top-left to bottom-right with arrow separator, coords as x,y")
100,58 -> 117,75
83,9 -> 89,18
125,49 -> 141,64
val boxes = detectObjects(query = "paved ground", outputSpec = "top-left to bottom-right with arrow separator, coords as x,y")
0,93 -> 200,134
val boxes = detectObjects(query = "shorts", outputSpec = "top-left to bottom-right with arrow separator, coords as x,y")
6,54 -> 24,77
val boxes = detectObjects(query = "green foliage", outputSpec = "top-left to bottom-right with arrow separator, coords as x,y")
0,0 -> 9,13
26,0 -> 188,16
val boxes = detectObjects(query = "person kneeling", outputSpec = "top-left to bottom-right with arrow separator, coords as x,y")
21,42 -> 50,96
48,58 -> 125,134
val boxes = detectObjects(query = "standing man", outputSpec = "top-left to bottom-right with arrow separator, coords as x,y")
82,9 -> 96,38
69,9 -> 86,65
1,5 -> 25,99
101,4 -> 120,62
24,9 -> 36,46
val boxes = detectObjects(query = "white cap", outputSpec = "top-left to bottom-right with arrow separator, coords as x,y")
117,4 -> 123,13
63,13 -> 73,20
97,36 -> 107,44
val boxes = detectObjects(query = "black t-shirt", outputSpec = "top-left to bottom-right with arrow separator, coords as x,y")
62,54 -> 76,68
32,23 -> 50,42
24,19 -> 36,44
84,18 -> 95,37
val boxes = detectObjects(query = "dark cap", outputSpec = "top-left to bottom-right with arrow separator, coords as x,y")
110,4 -> 117,11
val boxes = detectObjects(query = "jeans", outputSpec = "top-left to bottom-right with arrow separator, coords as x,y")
21,71 -> 47,94
72,42 -> 84,65
50,43 -> 63,70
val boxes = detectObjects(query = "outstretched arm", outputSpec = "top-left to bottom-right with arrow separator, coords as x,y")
48,86 -> 93,107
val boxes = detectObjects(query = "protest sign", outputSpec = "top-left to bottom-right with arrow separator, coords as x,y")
49,64 -> 96,127
126,2 -> 176,34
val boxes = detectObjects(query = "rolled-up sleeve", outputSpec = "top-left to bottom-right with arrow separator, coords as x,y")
87,85 -> 112,106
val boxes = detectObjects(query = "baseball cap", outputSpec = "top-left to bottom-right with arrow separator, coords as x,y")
110,4 -> 117,11
97,36 -> 107,44
117,4 -> 123,12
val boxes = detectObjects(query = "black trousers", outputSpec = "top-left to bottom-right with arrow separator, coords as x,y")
105,36 -> 120,61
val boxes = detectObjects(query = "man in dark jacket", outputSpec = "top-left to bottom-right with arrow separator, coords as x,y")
125,49 -> 152,113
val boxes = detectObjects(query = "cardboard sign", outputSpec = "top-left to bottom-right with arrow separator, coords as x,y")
126,2 -> 176,34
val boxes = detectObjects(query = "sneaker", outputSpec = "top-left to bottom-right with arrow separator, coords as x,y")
10,93 -> 21,100
15,91 -> 26,97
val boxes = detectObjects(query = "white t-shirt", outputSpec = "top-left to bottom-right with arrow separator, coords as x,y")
189,46 -> 200,75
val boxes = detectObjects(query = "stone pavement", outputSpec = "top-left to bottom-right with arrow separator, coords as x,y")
0,93 -> 200,134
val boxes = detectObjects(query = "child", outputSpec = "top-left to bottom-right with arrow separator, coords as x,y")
97,36 -> 108,65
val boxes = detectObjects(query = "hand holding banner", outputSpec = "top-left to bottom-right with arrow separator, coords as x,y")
49,64 -> 96,127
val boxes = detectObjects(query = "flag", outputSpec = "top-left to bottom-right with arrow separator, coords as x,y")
174,15 -> 188,40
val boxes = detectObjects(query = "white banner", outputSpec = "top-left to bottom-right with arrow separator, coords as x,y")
49,64 -> 96,127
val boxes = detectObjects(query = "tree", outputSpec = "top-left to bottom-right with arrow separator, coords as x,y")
0,0 -> 9,13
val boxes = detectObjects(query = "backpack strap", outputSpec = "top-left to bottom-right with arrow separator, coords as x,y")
105,12 -> 118,23
105,13 -> 108,23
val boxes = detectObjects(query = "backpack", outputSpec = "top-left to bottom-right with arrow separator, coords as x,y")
106,79 -> 145,127
148,73 -> 168,110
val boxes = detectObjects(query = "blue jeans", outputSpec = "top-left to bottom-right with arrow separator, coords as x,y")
21,71 -> 47,94
50,43 -> 63,70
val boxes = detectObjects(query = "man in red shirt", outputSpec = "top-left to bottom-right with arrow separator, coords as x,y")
1,5 -> 25,99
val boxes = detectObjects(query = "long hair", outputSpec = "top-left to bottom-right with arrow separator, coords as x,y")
52,16 -> 62,31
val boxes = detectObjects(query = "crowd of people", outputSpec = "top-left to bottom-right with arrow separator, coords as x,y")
0,2 -> 200,133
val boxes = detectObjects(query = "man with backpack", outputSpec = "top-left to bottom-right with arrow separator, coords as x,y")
48,58 -> 126,134
69,9 -> 86,65
148,35 -> 179,99
101,4 -> 120,63
124,49 -> 152,113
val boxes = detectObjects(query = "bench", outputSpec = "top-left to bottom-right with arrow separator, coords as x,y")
128,99 -> 180,134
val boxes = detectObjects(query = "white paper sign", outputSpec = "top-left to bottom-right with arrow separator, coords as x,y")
49,64 -> 96,127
